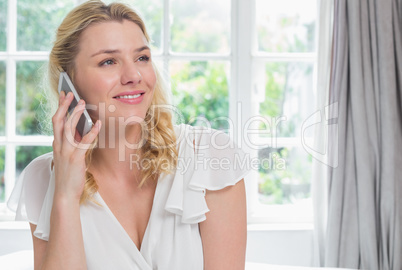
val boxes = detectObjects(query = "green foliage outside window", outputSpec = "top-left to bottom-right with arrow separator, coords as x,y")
171,62 -> 229,131
0,0 -> 6,51
17,0 -> 74,51
16,61 -> 52,136
0,146 -> 4,202
170,0 -> 230,53
257,61 -> 314,204
257,14 -> 315,205
256,3 -> 315,53
1,1 -> 316,206
258,147 -> 312,204
16,146 -> 53,172
0,62 -> 5,136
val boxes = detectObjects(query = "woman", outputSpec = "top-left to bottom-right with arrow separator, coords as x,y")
8,1 -> 248,269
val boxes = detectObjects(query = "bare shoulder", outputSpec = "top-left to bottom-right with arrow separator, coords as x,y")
199,179 -> 247,270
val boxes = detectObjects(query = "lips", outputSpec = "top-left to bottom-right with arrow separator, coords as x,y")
113,91 -> 145,104
113,91 -> 145,99
114,93 -> 143,99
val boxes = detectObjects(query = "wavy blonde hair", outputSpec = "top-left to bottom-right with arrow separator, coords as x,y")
48,0 -> 178,204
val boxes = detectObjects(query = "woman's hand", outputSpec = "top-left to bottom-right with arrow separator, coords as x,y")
51,91 -> 101,202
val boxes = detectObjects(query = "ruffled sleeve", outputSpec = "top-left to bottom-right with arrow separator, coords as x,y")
165,124 -> 250,224
7,152 -> 55,241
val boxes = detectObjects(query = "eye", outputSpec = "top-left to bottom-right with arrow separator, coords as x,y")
99,59 -> 116,66
137,55 -> 150,62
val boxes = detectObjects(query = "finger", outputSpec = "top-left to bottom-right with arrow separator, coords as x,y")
77,120 -> 102,152
63,99 -> 86,148
52,92 -> 74,151
74,129 -> 82,143
52,92 -> 66,152
59,90 -> 66,106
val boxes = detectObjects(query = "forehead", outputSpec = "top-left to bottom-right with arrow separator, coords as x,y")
78,20 -> 148,53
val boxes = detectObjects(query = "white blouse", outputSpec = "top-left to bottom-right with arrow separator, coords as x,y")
7,124 -> 249,270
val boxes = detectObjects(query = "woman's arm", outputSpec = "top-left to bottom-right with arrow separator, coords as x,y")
30,197 -> 85,270
30,224 -> 47,270
39,196 -> 86,270
31,91 -> 100,270
30,189 -> 87,270
199,179 -> 247,270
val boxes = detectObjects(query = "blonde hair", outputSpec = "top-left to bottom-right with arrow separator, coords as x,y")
48,0 -> 178,204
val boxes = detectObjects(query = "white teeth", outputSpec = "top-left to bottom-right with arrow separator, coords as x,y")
116,94 -> 142,99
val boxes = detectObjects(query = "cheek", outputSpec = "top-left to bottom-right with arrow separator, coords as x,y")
147,71 -> 157,102
143,66 -> 157,89
74,71 -> 94,100
76,73 -> 115,102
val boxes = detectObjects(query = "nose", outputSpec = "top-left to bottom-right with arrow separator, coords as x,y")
121,63 -> 142,85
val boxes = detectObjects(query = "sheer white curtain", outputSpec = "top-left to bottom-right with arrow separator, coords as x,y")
311,0 -> 334,267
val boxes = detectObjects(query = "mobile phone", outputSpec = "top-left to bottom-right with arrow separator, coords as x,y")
58,72 -> 93,137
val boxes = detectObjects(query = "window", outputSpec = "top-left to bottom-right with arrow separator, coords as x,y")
0,0 -> 78,218
0,0 -> 317,223
250,0 -> 317,222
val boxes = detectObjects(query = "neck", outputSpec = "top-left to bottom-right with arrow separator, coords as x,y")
89,122 -> 145,182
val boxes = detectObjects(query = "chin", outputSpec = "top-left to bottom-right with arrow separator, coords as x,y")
123,111 -> 149,124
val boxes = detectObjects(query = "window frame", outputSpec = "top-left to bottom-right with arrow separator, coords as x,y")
235,0 -> 317,224
0,0 -> 317,224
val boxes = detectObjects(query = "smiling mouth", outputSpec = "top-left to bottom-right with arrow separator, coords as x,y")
113,93 -> 144,99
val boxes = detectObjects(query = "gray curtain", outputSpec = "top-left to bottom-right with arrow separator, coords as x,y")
326,0 -> 402,269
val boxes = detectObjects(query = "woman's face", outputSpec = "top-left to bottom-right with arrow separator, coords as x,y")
74,19 -> 156,125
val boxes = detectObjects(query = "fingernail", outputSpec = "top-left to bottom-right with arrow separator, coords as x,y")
67,92 -> 72,98
78,99 -> 85,105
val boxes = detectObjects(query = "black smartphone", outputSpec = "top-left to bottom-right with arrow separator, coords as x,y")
58,72 -> 93,137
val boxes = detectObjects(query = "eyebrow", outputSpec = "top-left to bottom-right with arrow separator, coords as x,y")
90,45 -> 150,57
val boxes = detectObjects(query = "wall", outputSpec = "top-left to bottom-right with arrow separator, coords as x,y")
0,222 -> 32,256
246,225 -> 314,266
